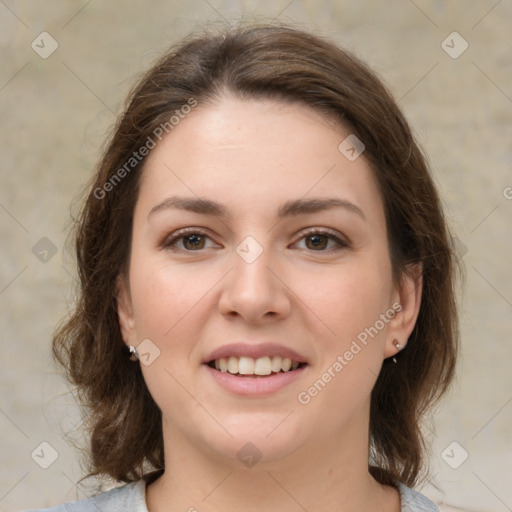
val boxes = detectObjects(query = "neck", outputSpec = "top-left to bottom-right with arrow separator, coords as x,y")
145,413 -> 400,512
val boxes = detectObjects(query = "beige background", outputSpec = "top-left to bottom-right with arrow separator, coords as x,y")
1,1 -> 511,511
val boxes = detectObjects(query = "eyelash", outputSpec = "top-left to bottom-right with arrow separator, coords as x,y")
161,227 -> 349,253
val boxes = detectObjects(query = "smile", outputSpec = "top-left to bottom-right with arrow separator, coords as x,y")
204,364 -> 307,396
203,342 -> 309,395
208,355 -> 304,376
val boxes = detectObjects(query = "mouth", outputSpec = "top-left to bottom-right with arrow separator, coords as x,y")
206,355 -> 307,377
203,343 -> 309,395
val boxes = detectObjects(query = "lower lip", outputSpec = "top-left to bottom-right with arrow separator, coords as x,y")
204,364 -> 307,396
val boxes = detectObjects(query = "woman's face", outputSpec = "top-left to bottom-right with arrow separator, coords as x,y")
117,95 -> 421,467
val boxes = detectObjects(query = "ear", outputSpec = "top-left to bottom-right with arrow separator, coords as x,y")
384,263 -> 423,358
116,274 -> 137,347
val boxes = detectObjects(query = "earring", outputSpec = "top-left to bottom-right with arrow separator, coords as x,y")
392,338 -> 401,364
129,345 -> 139,362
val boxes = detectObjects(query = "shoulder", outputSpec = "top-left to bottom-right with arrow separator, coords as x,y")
398,483 -> 439,512
26,480 -> 147,512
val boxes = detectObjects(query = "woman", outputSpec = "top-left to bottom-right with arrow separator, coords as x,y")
33,22 -> 460,512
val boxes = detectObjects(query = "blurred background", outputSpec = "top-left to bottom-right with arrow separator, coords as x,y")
1,1 -> 511,511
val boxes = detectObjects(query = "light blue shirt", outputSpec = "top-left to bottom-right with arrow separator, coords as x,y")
27,480 -> 439,511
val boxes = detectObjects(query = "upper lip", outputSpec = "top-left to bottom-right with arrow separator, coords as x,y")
204,343 -> 308,364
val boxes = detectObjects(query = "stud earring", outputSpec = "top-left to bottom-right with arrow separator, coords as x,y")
392,338 -> 402,364
129,345 -> 139,362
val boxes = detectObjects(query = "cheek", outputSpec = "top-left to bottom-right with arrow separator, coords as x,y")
302,256 -> 393,402
305,259 -> 393,341
295,268 -> 391,424
129,255 -> 208,340
129,257 -> 209,414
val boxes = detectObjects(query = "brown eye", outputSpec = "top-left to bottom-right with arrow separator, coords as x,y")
295,229 -> 348,252
182,234 -> 206,250
162,229 -> 217,252
305,234 -> 329,250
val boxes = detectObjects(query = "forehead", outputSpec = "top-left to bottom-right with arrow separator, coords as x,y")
135,96 -> 384,225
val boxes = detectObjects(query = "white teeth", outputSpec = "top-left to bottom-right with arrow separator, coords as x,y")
212,355 -> 302,375
227,356 -> 238,374
238,356 -> 255,375
219,357 -> 228,372
271,356 -> 282,372
254,356 -> 272,375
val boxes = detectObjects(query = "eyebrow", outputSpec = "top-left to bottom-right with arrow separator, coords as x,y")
148,195 -> 366,221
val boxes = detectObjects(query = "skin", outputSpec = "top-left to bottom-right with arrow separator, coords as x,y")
117,95 -> 422,512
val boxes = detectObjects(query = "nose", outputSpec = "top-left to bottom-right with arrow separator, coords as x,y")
217,240 -> 292,324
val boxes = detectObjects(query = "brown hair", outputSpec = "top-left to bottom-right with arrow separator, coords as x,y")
53,21 -> 460,488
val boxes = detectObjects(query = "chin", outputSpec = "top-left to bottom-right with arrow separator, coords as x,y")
193,413 -> 308,468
